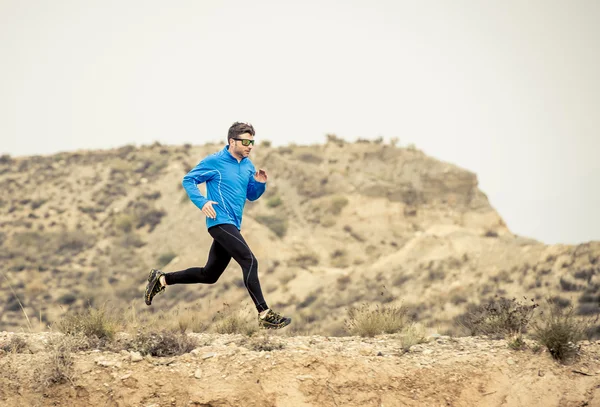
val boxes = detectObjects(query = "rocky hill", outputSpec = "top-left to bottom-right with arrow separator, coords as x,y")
0,137 -> 599,336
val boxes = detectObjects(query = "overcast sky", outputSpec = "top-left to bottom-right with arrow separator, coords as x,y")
1,0 -> 598,245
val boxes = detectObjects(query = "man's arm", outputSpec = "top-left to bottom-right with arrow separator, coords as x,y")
247,168 -> 267,201
182,158 -> 217,210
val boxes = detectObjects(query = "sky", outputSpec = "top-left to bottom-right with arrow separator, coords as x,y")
1,0 -> 599,245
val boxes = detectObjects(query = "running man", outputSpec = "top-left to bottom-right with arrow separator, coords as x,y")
144,122 -> 291,329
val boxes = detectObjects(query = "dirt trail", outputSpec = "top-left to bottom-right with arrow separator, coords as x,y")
1,333 -> 599,407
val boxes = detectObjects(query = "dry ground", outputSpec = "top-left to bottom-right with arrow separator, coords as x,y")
1,332 -> 599,407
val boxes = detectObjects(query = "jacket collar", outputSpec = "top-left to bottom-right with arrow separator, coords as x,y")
224,145 -> 246,162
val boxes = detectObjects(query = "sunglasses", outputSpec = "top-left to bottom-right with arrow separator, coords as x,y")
233,138 -> 255,146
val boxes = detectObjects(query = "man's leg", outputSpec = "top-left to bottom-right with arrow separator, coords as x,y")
144,239 -> 231,306
210,224 -> 291,329
209,224 -> 268,311
164,240 -> 231,285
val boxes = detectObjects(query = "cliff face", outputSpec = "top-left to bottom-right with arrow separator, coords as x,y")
0,139 -> 598,336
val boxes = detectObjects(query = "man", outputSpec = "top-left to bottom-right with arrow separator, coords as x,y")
144,122 -> 291,330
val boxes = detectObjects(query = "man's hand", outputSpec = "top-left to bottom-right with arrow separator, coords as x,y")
202,201 -> 218,219
254,169 -> 268,183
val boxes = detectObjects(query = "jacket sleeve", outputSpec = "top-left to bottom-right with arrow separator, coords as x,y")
246,169 -> 266,201
182,158 -> 217,210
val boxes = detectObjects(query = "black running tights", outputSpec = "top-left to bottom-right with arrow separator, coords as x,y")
164,224 -> 268,312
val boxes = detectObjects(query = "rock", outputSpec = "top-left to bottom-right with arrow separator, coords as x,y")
194,369 -> 203,379
130,351 -> 143,362
422,349 -> 433,355
507,358 -> 515,365
96,359 -> 122,368
202,352 -> 217,360
153,358 -> 175,366
296,375 -> 314,381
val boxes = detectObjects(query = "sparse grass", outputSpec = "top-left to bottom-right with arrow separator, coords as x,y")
296,292 -> 319,309
336,274 -> 351,290
328,196 -> 349,215
345,303 -> 409,337
289,252 -> 319,268
175,310 -> 206,333
58,293 -> 77,305
213,307 -> 258,336
35,338 -> 75,388
1,335 -> 28,353
30,198 -> 47,210
11,230 -> 95,263
116,232 -> 145,248
532,299 -> 588,362
1,269 -> 33,331
122,302 -> 206,335
55,305 -> 119,342
255,214 -> 288,238
278,270 -> 296,285
114,213 -> 135,233
508,334 -> 527,351
296,152 -> 323,164
157,251 -> 177,268
135,207 -> 167,232
55,230 -> 95,255
559,277 -> 583,292
456,296 -> 538,338
331,249 -> 349,268
266,195 -> 283,208
400,323 -> 428,351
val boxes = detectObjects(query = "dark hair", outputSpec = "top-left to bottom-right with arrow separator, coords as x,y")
227,122 -> 255,143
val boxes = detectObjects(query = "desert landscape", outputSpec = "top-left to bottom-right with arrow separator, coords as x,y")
1,137 -> 599,406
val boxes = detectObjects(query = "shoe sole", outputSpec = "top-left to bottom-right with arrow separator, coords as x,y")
144,269 -> 161,306
260,318 -> 292,330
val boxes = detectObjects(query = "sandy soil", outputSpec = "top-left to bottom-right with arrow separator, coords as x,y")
1,332 -> 599,407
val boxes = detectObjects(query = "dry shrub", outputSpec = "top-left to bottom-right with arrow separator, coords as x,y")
130,329 -> 197,357
266,195 -> 282,208
157,251 -> 177,268
345,303 -> 409,337
35,338 -> 76,388
289,252 -> 319,268
328,196 -> 349,215
508,334 -> 527,351
213,306 -> 258,336
400,323 -> 428,350
1,335 -> 28,353
247,335 -> 285,352
532,299 -> 589,362
255,214 -> 288,238
456,296 -> 538,338
331,249 -> 349,268
113,213 -> 135,233
55,305 -> 119,343
11,230 -> 95,261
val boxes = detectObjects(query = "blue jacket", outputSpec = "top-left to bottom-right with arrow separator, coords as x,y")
182,146 -> 266,230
